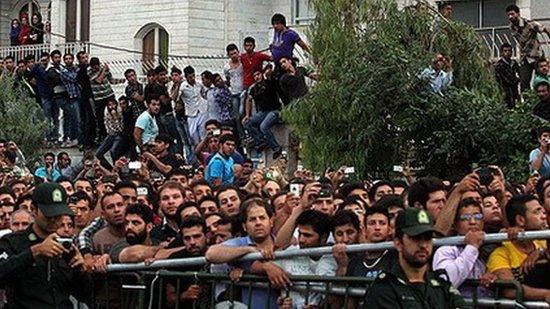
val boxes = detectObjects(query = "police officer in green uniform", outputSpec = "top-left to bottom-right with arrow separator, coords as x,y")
0,183 -> 92,309
364,208 -> 467,308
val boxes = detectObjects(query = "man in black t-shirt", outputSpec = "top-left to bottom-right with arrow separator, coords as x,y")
143,134 -> 185,176
242,68 -> 283,158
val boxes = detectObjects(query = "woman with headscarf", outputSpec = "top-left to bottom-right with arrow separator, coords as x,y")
17,15 -> 32,45
30,13 -> 44,44
9,19 -> 20,46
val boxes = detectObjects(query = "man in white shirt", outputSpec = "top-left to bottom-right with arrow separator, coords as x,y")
180,66 -> 208,146
223,44 -> 245,138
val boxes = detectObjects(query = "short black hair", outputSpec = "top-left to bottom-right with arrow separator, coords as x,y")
3,55 -> 14,62
408,177 -> 446,209
219,134 -> 236,145
537,127 -> 550,139
500,43 -> 513,51
506,4 -> 520,13
43,152 -> 55,159
271,13 -> 287,26
154,65 -> 167,75
226,43 -> 239,54
40,52 -> 50,59
0,186 -> 15,200
454,197 -> 482,222
125,203 -> 154,224
536,81 -> 550,91
296,209 -> 331,239
171,66 -> 182,75
339,182 -> 367,198
205,119 -> 221,129
240,197 -> 273,222
201,70 -> 214,81
506,194 -> 538,227
244,36 -> 255,45
180,215 -> 207,234
56,151 -> 69,161
89,57 -> 100,66
331,209 -> 360,233
124,68 -> 136,77
68,191 -> 94,210
114,180 -> 137,193
198,195 -> 218,207
155,133 -> 173,147
368,181 -> 393,202
216,185 -> 241,203
438,1 -> 452,10
390,180 -> 409,190
373,194 -> 405,211
184,65 -> 195,76
364,206 -> 390,223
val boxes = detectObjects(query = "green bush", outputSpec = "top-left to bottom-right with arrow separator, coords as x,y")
0,76 -> 47,158
283,0 -> 540,182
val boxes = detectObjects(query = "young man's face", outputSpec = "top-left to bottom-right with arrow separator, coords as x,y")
126,71 -> 137,83
244,41 -> 255,53
125,214 -> 151,245
4,58 -> 14,71
44,155 -> 55,166
221,140 -> 236,156
280,58 -> 292,71
373,185 -> 394,203
39,56 -> 49,67
214,223 -> 233,244
507,10 -> 520,24
538,61 -> 549,76
183,226 -> 207,255
56,215 -> 75,238
186,73 -> 196,85
227,49 -> 240,61
69,199 -> 92,229
333,223 -> 359,245
218,189 -> 241,216
365,213 -> 390,243
107,100 -> 117,111
537,84 -> 550,101
63,55 -> 74,67
78,53 -> 89,65
201,75 -> 213,87
193,185 -> 212,202
298,224 -> 325,248
148,100 -> 161,115
171,72 -> 181,83
440,4 -> 452,18
158,71 -> 168,84
395,232 -> 433,268
244,205 -> 272,242
253,71 -> 263,83
159,188 -> 184,219
455,205 -> 484,235
214,76 -> 224,88
75,180 -> 93,198
501,47 -> 513,60
153,140 -> 169,154
482,196 -> 502,225
312,197 -> 335,216
119,99 -> 129,110
524,200 -> 548,230
200,201 -> 218,216
272,21 -> 285,32
425,190 -> 447,219
102,194 -> 126,227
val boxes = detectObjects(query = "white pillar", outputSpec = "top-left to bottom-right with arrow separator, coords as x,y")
76,0 -> 82,41
516,0 -> 532,19
50,0 -> 67,46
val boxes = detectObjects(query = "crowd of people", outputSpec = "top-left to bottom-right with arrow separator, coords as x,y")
0,5 -> 550,309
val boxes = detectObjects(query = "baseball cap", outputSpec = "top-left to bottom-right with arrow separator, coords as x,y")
395,207 -> 439,237
32,183 -> 74,218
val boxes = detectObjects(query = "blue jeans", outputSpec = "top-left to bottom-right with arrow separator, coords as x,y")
59,97 -> 81,141
96,134 -> 123,167
41,97 -> 59,141
245,110 -> 280,150
231,93 -> 245,139
176,118 -> 196,165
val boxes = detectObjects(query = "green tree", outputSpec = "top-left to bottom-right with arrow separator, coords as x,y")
0,76 -> 47,157
284,0 -> 540,182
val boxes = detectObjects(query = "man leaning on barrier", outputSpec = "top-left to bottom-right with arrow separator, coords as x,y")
364,207 -> 467,308
0,183 -> 92,309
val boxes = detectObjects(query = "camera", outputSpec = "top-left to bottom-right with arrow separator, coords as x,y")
128,161 -> 142,170
290,183 -> 302,197
476,167 -> 495,186
56,237 -> 74,250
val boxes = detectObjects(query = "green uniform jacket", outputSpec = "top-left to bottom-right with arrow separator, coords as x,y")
363,262 -> 467,309
0,225 -> 92,309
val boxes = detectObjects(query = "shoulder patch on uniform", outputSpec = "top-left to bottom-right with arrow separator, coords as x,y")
378,272 -> 386,279
449,285 -> 461,295
430,279 -> 440,286
0,252 -> 8,260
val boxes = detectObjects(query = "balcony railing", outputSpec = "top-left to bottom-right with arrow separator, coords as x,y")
0,42 -> 92,63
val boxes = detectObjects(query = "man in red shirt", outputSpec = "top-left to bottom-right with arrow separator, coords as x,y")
240,37 -> 272,89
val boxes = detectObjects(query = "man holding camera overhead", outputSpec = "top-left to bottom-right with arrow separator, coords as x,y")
529,127 -> 550,177
0,183 -> 92,308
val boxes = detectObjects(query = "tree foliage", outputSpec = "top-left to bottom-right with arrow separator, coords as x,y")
283,0 -> 540,182
0,76 -> 47,157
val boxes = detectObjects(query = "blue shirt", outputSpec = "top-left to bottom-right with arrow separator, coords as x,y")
222,236 -> 279,309
34,166 -> 62,182
29,64 -> 52,99
135,111 -> 159,145
420,67 -> 453,93
60,66 -> 81,99
530,148 -> 550,177
205,152 -> 234,186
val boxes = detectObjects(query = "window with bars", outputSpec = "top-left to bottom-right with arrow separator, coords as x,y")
295,0 -> 315,24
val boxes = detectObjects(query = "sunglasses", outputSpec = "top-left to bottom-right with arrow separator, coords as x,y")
458,213 -> 483,222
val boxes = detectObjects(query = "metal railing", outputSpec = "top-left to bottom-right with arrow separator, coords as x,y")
88,271 -> 550,309
108,230 -> 550,272
0,42 -> 92,63
475,25 -> 550,60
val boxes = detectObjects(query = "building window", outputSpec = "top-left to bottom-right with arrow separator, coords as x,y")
66,0 -> 91,42
18,1 -> 40,21
136,24 -> 169,71
295,0 -> 315,24
442,0 -> 508,28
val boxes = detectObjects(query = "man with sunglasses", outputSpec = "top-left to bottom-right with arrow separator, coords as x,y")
364,207 -> 466,308
433,198 -> 496,297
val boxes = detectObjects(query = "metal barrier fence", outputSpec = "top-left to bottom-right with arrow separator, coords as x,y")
88,271 -> 550,309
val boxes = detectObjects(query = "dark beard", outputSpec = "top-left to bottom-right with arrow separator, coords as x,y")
403,251 -> 429,268
126,230 -> 147,245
